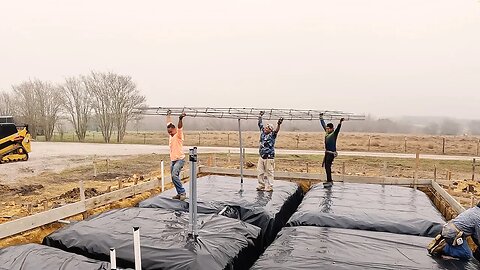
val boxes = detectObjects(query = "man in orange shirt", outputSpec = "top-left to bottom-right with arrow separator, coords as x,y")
167,111 -> 187,201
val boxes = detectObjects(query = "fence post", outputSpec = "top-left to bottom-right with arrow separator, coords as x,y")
296,134 -> 300,149
143,133 -> 146,144
198,132 -> 201,146
227,133 -> 230,147
473,158 -> 476,181
404,137 -> 407,153
434,165 -> 437,182
306,162 -> 309,173
442,138 -> 446,155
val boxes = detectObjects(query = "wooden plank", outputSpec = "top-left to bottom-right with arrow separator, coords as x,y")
0,201 -> 86,239
198,166 -> 431,186
431,180 -> 465,215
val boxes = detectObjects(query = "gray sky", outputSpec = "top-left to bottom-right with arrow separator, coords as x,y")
1,0 -> 479,118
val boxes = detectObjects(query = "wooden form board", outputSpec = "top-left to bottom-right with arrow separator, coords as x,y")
0,170 -> 189,240
197,166 -> 432,186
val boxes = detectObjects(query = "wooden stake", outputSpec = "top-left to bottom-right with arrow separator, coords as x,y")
118,179 -> 123,189
342,162 -> 346,181
471,195 -> 476,208
198,133 -> 201,145
106,159 -> 110,174
414,150 -> 420,189
306,162 -> 309,173
404,137 -> 407,153
227,133 -> 230,147
27,203 -> 32,215
368,136 -> 371,152
434,165 -> 437,182
93,155 -> 97,178
43,200 -> 48,211
79,180 -> 86,202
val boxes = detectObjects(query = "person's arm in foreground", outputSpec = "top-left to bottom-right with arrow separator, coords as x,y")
258,111 -> 265,130
320,113 -> 326,131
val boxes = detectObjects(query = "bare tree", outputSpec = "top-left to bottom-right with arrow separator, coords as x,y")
84,72 -> 115,143
109,75 -> 146,142
12,81 -> 39,137
12,80 -> 62,140
0,91 -> 16,116
60,77 -> 92,142
85,71 -> 145,143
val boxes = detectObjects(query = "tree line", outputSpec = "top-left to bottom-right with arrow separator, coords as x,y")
0,71 -> 146,143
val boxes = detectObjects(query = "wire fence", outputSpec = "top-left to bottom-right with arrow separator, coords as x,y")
34,130 -> 480,157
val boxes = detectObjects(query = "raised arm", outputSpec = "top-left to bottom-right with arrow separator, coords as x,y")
166,110 -> 172,125
178,112 -> 186,129
334,118 -> 345,136
320,113 -> 327,131
258,111 -> 265,130
275,118 -> 284,133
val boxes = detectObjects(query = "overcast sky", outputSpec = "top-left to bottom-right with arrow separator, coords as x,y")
1,0 -> 479,118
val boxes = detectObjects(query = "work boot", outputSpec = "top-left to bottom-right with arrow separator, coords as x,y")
264,186 -> 273,192
179,193 -> 187,201
428,234 -> 446,256
172,194 -> 181,200
323,182 -> 333,188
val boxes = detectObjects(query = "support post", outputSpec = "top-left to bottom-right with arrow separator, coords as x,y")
161,160 -> 165,192
133,227 -> 142,270
473,158 -> 476,182
238,119 -> 244,184
434,165 -> 437,182
442,138 -> 446,155
188,147 -> 198,241
110,248 -> 117,270
404,137 -> 407,153
414,150 -> 420,189
306,162 -> 309,173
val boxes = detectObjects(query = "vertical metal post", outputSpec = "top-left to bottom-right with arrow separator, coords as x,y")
133,227 -> 142,270
161,160 -> 165,192
238,119 -> 244,184
110,248 -> 117,270
188,147 -> 198,240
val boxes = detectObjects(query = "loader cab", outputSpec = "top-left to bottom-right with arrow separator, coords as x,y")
0,123 -> 18,138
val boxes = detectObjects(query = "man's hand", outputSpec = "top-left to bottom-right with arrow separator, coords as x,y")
166,109 -> 172,116
179,112 -> 186,120
320,112 -> 324,119
340,117 -> 345,123
259,111 -> 265,116
278,117 -> 284,125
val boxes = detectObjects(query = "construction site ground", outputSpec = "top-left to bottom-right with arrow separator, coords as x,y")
1,134 -> 479,248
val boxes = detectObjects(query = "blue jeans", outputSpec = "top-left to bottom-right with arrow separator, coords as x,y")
171,159 -> 185,194
444,239 -> 473,260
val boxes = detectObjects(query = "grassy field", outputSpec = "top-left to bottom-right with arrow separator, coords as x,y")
37,130 -> 480,156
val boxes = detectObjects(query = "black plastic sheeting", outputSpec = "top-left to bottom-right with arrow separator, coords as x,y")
287,182 -> 445,237
43,208 -> 260,270
251,226 -> 480,270
138,175 -> 303,248
0,244 -> 128,270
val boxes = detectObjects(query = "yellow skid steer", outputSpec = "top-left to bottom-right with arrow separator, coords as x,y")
0,123 -> 31,163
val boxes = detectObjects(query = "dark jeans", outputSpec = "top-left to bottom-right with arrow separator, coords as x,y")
171,159 -> 185,194
323,152 -> 335,182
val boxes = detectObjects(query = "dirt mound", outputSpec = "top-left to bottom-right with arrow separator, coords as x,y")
58,187 -> 101,200
15,185 -> 44,195
0,184 -> 11,195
